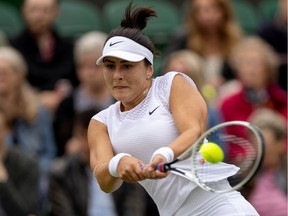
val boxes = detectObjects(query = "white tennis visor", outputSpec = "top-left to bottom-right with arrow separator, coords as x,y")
96,36 -> 153,65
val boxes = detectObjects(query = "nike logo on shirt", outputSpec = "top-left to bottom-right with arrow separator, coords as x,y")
149,105 -> 160,115
109,41 -> 124,46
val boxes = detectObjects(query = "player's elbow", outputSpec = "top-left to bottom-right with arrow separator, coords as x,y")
189,125 -> 203,138
98,177 -> 123,193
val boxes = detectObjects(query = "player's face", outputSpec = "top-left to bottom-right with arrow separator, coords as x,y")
103,57 -> 152,110
0,60 -> 22,95
22,0 -> 58,34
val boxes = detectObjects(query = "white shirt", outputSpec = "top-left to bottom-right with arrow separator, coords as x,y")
92,72 -> 237,215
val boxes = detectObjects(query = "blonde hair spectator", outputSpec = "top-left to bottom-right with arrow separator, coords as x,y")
162,49 -> 223,133
249,108 -> 286,142
247,108 -> 287,216
0,46 -> 57,210
53,31 -> 113,156
74,31 -> 107,63
185,0 -> 242,57
163,49 -> 204,88
0,46 -> 39,123
230,36 -> 280,82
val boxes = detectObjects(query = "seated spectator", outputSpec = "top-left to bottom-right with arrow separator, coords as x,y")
0,104 -> 40,216
162,49 -> 223,128
49,109 -> 117,216
246,108 -> 287,216
219,36 -> 287,126
165,0 -> 242,89
219,36 -> 286,159
258,0 -> 287,91
0,46 -> 56,212
53,31 -> 115,156
0,46 -> 56,173
162,50 -> 226,154
8,0 -> 78,112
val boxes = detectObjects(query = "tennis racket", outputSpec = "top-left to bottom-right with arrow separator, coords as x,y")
155,121 -> 265,193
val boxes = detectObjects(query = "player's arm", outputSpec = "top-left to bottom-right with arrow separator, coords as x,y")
88,119 -> 123,193
168,74 -> 208,158
88,119 -> 148,188
144,74 -> 207,177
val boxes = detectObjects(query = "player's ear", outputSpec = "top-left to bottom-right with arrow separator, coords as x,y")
146,64 -> 154,79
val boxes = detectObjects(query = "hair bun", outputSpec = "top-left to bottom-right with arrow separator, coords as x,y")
120,2 -> 157,30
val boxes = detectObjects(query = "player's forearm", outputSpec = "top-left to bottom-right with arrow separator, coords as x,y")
93,163 -> 123,193
169,126 -> 202,158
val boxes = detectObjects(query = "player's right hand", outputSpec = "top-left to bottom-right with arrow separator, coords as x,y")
117,155 -> 146,183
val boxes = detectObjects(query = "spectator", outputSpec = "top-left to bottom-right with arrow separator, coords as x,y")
49,109 -> 117,216
219,36 -> 287,141
0,46 -> 56,173
53,31 -> 115,156
246,108 -> 287,216
9,0 -> 78,113
258,0 -> 287,91
162,49 -> 223,128
0,47 -> 56,170
0,103 -> 40,216
165,0 -> 242,88
0,46 -> 56,212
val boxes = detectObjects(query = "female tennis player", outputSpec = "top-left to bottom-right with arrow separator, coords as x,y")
88,3 -> 259,215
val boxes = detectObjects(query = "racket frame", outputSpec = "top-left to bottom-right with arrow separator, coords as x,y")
159,121 -> 265,193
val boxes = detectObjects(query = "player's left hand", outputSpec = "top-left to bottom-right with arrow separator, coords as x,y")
142,155 -> 169,179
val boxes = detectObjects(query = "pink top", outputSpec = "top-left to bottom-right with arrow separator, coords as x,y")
248,170 -> 288,216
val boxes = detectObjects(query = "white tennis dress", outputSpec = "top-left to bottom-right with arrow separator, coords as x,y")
92,72 -> 259,216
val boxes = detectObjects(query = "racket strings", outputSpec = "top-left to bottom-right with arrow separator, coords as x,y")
219,134 -> 256,175
193,125 -> 260,191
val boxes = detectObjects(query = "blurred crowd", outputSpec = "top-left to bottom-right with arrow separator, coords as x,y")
0,0 -> 286,216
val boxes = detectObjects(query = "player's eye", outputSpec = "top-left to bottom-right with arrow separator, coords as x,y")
123,64 -> 133,69
104,64 -> 115,70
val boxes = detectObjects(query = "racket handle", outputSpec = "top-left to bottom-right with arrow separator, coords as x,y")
156,163 -> 164,172
140,163 -> 168,172
156,163 -> 169,172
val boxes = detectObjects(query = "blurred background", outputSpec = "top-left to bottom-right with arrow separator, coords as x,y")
0,0 -> 286,216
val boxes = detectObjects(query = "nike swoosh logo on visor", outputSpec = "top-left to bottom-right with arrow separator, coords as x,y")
149,105 -> 160,115
109,41 -> 124,46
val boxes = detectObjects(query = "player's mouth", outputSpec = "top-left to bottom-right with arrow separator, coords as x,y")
113,86 -> 128,90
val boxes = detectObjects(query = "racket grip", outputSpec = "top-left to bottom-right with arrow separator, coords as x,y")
156,163 -> 167,172
140,163 -> 168,172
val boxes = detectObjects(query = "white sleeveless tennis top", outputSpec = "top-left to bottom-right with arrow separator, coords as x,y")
92,72 -> 237,215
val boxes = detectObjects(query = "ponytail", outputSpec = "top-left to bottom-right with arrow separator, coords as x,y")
121,2 -> 157,30
106,2 -> 157,58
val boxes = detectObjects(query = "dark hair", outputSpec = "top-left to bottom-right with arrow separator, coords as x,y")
106,2 -> 157,65
74,108 -> 100,130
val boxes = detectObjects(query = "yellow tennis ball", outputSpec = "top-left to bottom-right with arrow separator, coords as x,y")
200,142 -> 224,163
